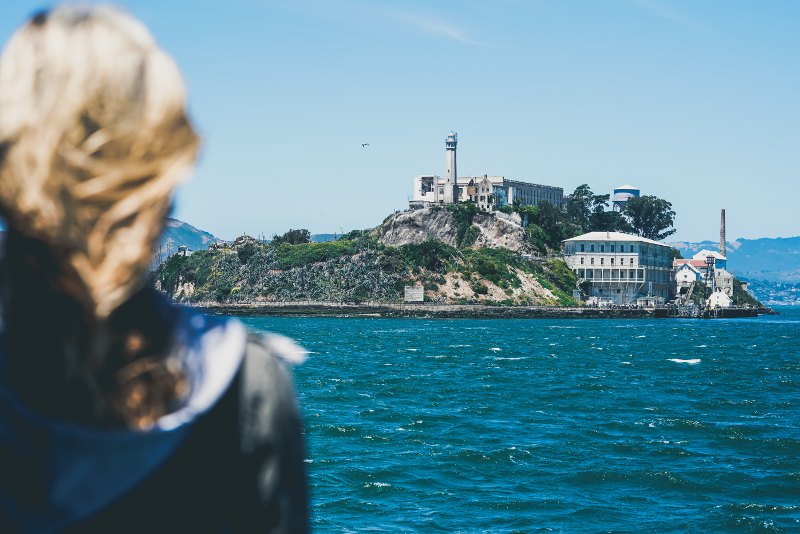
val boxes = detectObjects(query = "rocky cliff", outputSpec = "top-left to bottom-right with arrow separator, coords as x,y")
379,208 -> 459,247
470,212 -> 531,253
379,207 -> 532,253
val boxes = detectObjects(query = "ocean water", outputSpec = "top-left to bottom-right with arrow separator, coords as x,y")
240,308 -> 800,533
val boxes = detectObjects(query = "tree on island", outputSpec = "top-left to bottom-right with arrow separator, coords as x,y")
537,200 -> 562,241
566,184 -> 596,232
621,196 -> 676,241
566,184 -> 629,233
271,228 -> 311,246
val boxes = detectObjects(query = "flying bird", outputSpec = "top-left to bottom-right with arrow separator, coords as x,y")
362,143 -> 369,147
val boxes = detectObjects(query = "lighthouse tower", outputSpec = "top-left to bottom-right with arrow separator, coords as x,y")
444,132 -> 457,203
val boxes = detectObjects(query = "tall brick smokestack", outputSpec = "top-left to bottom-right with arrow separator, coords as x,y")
720,209 -> 726,257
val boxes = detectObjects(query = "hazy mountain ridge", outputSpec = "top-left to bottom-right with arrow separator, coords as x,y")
668,236 -> 800,283
160,218 -> 222,252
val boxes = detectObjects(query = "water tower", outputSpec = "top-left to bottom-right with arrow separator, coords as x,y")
612,184 -> 640,212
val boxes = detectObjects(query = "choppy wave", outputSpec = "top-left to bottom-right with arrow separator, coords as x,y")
241,307 -> 800,533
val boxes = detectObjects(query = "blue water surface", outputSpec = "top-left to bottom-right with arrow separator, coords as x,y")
241,308 -> 800,533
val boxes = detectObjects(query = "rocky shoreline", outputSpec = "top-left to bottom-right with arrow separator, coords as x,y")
191,301 -> 655,319
188,300 -> 776,319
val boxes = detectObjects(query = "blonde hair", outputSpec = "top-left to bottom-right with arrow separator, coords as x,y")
0,5 -> 199,318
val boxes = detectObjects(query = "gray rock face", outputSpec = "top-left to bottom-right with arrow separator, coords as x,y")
379,209 -> 458,247
495,211 -> 523,226
472,212 -> 532,253
379,207 -> 531,253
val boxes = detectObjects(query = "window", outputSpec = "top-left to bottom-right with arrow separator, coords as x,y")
591,258 -> 595,265
601,245 -> 605,252
629,258 -> 634,265
580,257 -> 584,265
591,244 -> 595,252
611,258 -> 614,265
580,244 -> 585,252
611,245 -> 615,252
620,245 -> 624,252
600,258 -> 604,265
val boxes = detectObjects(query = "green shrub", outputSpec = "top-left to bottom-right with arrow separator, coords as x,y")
464,248 -> 521,288
733,279 -> 763,307
271,228 -> 311,245
378,246 -> 407,272
275,241 -> 354,269
446,203 -> 478,247
517,205 -> 539,225
237,244 -> 259,264
215,279 -> 234,301
153,250 -> 216,295
394,279 -> 414,293
525,224 -> 548,254
544,259 -> 577,293
401,239 -> 457,271
472,282 -> 489,295
462,226 -> 479,248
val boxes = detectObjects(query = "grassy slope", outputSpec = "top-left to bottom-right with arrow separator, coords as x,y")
151,231 -> 579,305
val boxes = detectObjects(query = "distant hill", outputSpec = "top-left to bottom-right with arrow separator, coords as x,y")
668,236 -> 800,283
160,218 -> 222,252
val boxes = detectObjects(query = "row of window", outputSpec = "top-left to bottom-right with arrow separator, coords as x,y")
573,243 -> 669,256
579,243 -> 635,253
581,257 -> 635,266
578,269 -> 644,280
576,269 -> 671,283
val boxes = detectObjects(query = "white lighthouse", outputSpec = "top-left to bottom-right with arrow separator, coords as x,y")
444,132 -> 457,204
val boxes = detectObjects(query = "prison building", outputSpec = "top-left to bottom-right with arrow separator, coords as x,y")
563,232 -> 675,305
409,131 -> 563,211
412,174 -> 564,211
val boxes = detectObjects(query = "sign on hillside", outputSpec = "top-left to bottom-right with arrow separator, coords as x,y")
404,286 -> 424,303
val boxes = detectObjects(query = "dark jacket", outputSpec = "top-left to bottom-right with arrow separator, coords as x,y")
0,304 -> 309,533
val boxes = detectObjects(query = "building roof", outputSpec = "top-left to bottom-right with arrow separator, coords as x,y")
675,262 -> 702,273
674,259 -> 709,268
615,184 -> 639,191
563,231 -> 668,247
691,249 -> 726,261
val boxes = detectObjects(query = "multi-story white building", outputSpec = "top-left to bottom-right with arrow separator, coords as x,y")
410,132 -> 564,211
413,174 -> 564,211
563,231 -> 675,304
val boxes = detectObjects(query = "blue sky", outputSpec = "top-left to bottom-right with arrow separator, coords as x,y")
1,1 -> 798,243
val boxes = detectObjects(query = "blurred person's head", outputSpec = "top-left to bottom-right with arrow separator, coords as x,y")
0,5 -> 199,319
